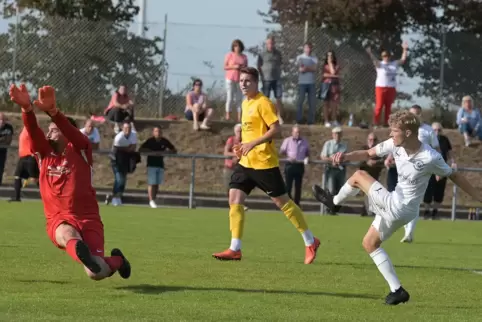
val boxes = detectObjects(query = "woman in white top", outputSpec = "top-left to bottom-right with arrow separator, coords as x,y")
366,42 -> 408,127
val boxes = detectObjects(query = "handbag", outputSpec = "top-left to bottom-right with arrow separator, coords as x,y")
317,81 -> 331,101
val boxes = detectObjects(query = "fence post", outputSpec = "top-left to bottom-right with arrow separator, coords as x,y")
188,156 -> 196,209
158,14 -> 168,118
320,165 -> 326,215
451,184 -> 457,221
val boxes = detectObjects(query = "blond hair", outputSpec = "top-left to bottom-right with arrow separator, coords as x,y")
388,110 -> 420,133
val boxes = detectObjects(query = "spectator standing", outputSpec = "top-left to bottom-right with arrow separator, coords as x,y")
0,113 -> 14,185
109,122 -> 137,206
185,79 -> 214,131
139,126 -> 177,209
456,95 -> 482,147
279,125 -> 310,206
401,104 -> 440,243
80,119 -> 100,150
257,36 -> 284,124
295,42 -> 318,124
359,133 -> 384,216
366,42 -> 408,127
10,127 -> 39,202
224,39 -> 248,122
223,124 -> 242,189
320,50 -> 341,127
320,127 -> 347,213
423,122 -> 456,220
104,85 -> 135,133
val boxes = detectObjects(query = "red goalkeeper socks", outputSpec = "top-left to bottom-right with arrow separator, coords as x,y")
104,256 -> 123,272
65,239 -> 82,263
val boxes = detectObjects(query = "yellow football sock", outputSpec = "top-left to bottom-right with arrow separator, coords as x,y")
229,204 -> 245,239
281,200 -> 309,233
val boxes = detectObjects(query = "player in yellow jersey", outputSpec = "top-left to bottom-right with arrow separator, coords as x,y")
212,67 -> 320,264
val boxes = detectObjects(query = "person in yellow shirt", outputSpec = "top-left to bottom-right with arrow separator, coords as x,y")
212,67 -> 320,264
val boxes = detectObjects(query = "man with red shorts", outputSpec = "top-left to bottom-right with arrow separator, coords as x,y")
9,84 -> 131,280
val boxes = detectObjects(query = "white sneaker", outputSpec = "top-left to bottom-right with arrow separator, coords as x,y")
149,200 -> 158,208
111,197 -> 119,206
400,235 -> 413,243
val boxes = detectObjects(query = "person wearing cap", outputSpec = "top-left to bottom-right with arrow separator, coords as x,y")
320,126 -> 347,214
279,125 -> 310,206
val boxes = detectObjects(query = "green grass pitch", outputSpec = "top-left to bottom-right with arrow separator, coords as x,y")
1,201 -> 482,321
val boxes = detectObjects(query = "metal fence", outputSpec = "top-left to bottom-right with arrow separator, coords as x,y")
1,145 -> 480,221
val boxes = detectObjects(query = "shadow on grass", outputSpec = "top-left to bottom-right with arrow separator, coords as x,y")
16,279 -> 70,285
116,284 -> 380,300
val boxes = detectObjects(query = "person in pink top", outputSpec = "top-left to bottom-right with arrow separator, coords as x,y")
104,85 -> 134,133
224,39 -> 248,122
185,79 -> 213,131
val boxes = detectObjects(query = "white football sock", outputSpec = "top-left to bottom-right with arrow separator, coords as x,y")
370,248 -> 401,292
404,217 -> 418,237
301,229 -> 315,246
333,183 -> 360,205
229,238 -> 241,251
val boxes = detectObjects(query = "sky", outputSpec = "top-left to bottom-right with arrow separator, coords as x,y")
0,0 -> 429,106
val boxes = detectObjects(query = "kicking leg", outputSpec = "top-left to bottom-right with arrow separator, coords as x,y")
363,218 -> 410,305
272,194 -> 320,264
312,170 -> 374,212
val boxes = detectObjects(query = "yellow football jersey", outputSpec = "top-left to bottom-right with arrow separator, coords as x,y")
239,92 -> 279,169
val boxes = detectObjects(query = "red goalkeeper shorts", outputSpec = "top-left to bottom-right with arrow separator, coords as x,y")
46,214 -> 105,257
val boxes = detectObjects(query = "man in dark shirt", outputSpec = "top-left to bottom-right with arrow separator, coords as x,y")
139,126 -> 176,208
0,113 -> 14,186
359,133 -> 385,216
423,122 -> 456,219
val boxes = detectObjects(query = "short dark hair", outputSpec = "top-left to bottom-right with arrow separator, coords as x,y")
304,42 -> 313,47
411,104 -> 422,111
240,67 -> 259,82
192,78 -> 203,87
231,39 -> 245,52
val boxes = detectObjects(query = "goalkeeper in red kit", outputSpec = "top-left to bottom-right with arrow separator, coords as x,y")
9,84 -> 131,280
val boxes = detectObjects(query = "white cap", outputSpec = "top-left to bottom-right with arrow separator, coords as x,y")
332,127 -> 342,133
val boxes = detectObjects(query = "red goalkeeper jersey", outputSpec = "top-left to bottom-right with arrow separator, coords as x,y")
22,111 -> 99,221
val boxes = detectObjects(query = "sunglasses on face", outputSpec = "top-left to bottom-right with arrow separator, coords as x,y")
194,83 -> 202,87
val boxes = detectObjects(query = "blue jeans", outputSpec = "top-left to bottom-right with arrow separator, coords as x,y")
459,123 -> 482,139
112,164 -> 127,195
297,84 -> 316,124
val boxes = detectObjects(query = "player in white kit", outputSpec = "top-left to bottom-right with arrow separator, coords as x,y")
401,104 -> 441,243
312,110 -> 481,305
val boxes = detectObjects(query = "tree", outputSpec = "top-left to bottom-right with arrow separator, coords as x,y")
0,1 -> 164,115
1,0 -> 139,24
264,0 -> 482,108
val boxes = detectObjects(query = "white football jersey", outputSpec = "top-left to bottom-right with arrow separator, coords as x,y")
418,123 -> 439,148
375,138 -> 453,217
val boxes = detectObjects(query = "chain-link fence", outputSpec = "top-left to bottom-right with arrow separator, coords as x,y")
160,21 -> 422,122
0,15 -> 164,117
1,13 -> 481,123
